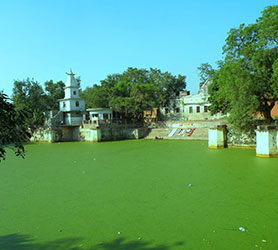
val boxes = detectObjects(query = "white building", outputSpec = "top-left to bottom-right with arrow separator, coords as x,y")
179,80 -> 211,120
87,108 -> 113,124
161,80 -> 218,120
58,70 -> 86,126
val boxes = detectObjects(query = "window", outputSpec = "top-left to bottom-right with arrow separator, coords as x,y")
204,106 -> 208,112
165,108 -> 169,114
196,106 -> 200,113
63,102 -> 66,108
73,91 -> 76,95
75,101 -> 79,107
176,108 -> 180,113
103,113 -> 108,119
189,107 -> 193,113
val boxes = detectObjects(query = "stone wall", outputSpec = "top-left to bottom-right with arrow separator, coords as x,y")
31,126 -> 80,142
31,126 -> 149,143
226,127 -> 256,148
100,127 -> 149,141
30,127 -> 51,142
209,125 -> 278,158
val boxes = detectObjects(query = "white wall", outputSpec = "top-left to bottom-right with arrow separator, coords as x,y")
59,99 -> 85,112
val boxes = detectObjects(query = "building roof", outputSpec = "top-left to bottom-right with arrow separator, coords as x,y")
87,108 -> 112,112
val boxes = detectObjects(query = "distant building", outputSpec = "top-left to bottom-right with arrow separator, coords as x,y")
179,81 -> 211,120
272,102 -> 278,118
160,80 -> 223,121
143,108 -> 159,123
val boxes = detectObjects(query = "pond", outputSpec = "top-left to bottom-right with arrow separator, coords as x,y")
0,140 -> 277,250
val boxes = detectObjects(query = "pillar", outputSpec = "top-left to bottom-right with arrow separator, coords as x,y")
256,125 -> 278,158
48,129 -> 55,143
208,125 -> 227,149
90,128 -> 101,142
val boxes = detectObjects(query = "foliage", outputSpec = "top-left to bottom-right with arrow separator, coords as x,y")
12,78 -> 49,131
80,85 -> 109,109
197,63 -> 215,83
12,78 -> 65,131
44,80 -> 65,110
82,67 -> 186,121
0,92 -> 31,162
208,5 -> 278,131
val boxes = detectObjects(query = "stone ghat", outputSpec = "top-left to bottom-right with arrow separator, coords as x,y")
31,120 -> 226,142
144,127 -> 208,140
144,120 -> 226,140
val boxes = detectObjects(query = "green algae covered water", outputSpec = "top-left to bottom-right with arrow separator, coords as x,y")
0,140 -> 278,250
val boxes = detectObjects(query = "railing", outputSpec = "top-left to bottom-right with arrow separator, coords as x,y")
81,119 -> 145,129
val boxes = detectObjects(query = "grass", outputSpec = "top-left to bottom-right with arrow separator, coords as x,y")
0,140 -> 278,250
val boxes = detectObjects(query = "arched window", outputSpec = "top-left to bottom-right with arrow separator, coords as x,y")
76,101 -> 79,107
63,102 -> 66,108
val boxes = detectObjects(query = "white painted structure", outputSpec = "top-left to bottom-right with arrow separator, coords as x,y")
80,128 -> 101,142
256,126 -> 278,158
87,108 -> 113,124
58,70 -> 85,126
208,125 -> 227,148
180,81 -> 212,120
161,80 -> 224,120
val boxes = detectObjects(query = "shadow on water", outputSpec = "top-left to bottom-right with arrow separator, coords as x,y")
0,234 -> 185,250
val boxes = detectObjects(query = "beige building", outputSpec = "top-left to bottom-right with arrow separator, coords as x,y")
179,81 -> 211,120
161,80 -> 222,121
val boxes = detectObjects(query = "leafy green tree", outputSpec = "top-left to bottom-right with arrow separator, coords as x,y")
209,5 -> 278,131
80,85 -> 109,109
0,92 -> 31,162
82,67 -> 186,121
12,78 -> 48,131
44,80 -> 65,110
197,63 -> 215,83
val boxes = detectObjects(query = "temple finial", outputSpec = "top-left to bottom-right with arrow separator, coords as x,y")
66,68 -> 75,75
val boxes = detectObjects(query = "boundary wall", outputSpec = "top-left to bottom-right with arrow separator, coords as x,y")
31,126 -> 149,143
208,125 -> 278,158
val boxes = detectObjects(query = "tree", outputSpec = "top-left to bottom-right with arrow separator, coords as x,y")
0,92 -> 31,162
82,67 -> 186,121
208,5 -> 278,131
44,80 -> 65,110
80,85 -> 109,109
12,78 -> 48,131
197,63 -> 215,83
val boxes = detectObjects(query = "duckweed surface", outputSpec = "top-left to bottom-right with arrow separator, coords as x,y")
1,140 -> 278,249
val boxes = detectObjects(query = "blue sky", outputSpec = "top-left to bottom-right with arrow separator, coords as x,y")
0,0 -> 277,97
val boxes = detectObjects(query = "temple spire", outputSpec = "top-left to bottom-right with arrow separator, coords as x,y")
65,69 -> 78,87
66,68 -> 75,76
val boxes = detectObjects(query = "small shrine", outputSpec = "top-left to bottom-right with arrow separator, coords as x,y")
87,108 -> 113,125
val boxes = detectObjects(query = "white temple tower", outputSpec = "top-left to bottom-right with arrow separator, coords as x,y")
58,70 -> 85,125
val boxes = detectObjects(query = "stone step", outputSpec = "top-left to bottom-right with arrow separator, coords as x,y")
145,127 -> 208,140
